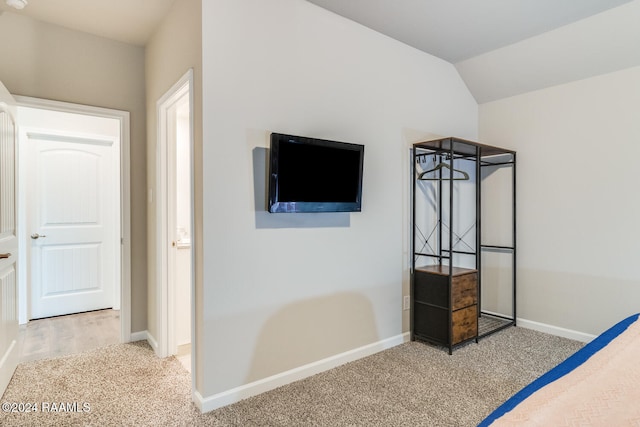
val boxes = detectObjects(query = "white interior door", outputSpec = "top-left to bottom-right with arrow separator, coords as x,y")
0,82 -> 20,396
21,108 -> 120,320
171,93 -> 192,350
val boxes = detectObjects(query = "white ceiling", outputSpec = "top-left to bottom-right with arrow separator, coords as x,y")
3,0 -> 638,102
2,0 -> 632,57
306,0 -> 634,63
0,0 -> 176,46
308,0 -> 640,103
456,1 -> 640,102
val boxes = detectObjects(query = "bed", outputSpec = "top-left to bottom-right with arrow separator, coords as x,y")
479,313 -> 640,426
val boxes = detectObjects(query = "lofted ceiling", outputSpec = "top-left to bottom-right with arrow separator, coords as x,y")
305,0 -> 634,63
306,0 -> 640,102
2,0 -> 638,102
2,0 -> 632,58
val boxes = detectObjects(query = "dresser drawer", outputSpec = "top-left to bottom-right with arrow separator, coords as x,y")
413,302 -> 448,343
452,305 -> 477,344
413,270 -> 448,307
452,272 -> 477,310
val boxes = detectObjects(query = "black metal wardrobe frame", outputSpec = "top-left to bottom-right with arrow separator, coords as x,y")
411,137 -> 517,353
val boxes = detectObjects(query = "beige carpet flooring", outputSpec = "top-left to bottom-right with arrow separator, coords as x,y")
0,327 -> 583,426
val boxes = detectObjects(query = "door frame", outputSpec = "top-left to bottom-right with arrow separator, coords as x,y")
15,95 -> 132,343
156,69 -> 195,360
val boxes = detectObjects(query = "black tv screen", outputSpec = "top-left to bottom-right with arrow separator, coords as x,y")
268,133 -> 364,213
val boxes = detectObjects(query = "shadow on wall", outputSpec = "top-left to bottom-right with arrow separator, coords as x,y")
252,145 -> 350,229
245,292 -> 379,383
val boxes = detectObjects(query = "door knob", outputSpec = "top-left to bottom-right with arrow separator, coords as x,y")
31,233 -> 47,239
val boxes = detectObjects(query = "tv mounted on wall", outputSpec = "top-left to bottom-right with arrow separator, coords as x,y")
268,133 -> 364,213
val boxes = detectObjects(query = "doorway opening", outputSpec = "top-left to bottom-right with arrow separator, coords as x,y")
156,69 -> 195,377
15,96 -> 131,345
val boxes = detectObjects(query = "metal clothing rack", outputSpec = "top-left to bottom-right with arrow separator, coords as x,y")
410,137 -> 516,353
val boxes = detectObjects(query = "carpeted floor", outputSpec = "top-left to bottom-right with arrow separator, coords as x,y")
0,327 -> 583,426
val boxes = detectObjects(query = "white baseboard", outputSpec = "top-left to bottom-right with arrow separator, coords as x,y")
146,331 -> 159,352
517,318 -> 596,343
194,332 -> 410,413
129,330 -> 160,352
130,330 -> 147,342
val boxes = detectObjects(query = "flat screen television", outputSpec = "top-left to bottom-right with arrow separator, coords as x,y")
268,133 -> 364,213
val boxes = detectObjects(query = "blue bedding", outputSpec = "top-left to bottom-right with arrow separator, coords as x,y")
478,313 -> 640,427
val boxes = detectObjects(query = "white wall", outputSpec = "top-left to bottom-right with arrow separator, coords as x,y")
480,65 -> 640,335
145,0 -> 202,373
200,0 -> 477,404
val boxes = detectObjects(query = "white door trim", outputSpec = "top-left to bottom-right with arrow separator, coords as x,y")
156,69 -> 194,360
14,95 -> 132,343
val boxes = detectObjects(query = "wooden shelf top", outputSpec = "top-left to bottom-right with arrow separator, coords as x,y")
413,136 -> 515,157
415,265 -> 477,276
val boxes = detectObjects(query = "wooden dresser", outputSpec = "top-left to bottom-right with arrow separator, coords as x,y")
412,265 -> 478,353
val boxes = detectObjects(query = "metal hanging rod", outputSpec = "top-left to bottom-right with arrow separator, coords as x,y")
414,152 -> 470,162
481,244 -> 515,251
480,160 -> 515,167
440,249 -> 476,256
414,253 -> 451,259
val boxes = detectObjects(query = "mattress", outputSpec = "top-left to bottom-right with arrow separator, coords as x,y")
479,313 -> 640,426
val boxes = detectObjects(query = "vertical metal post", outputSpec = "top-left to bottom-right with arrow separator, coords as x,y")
448,141 -> 454,354
476,147 -> 482,310
512,152 -> 517,324
411,147 -> 417,274
476,146 -> 481,340
411,146 -> 417,341
438,153 -> 443,266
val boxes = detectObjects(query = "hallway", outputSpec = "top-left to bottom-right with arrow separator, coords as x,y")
20,309 -> 120,362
